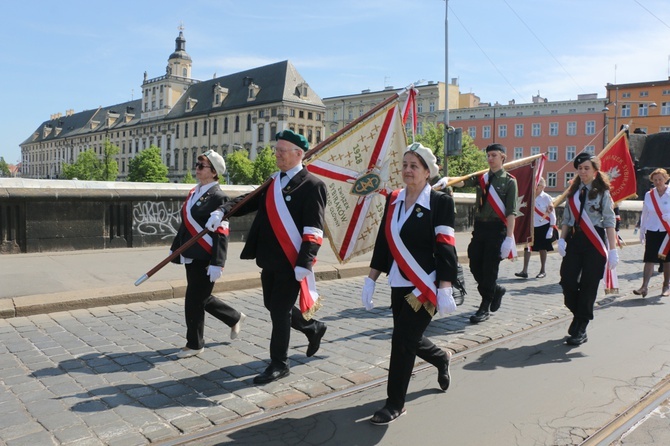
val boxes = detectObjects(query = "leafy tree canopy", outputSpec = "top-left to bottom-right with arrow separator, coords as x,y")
182,171 -> 196,184
127,145 -> 168,182
61,139 -> 120,181
225,149 -> 254,185
0,157 -> 10,177
252,146 -> 279,184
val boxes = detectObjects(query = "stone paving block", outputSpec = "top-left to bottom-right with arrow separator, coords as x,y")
105,432 -> 148,446
5,430 -> 56,446
51,424 -> 95,445
170,412 -> 213,433
0,420 -> 45,443
140,422 -> 179,443
289,380 -> 332,398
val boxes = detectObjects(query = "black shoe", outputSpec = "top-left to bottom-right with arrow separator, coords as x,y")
253,364 -> 290,384
566,331 -> 588,345
514,272 -> 528,279
437,351 -> 452,391
370,406 -> 406,425
568,317 -> 578,337
490,286 -> 506,313
469,310 -> 490,324
306,322 -> 327,357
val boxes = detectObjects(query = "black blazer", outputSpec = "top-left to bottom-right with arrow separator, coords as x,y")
226,168 -> 327,272
170,184 -> 229,267
370,189 -> 458,284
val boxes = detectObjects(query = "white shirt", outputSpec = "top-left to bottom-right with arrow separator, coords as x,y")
180,181 -> 218,264
533,191 -> 556,227
387,183 -> 432,288
280,164 -> 303,188
641,187 -> 670,232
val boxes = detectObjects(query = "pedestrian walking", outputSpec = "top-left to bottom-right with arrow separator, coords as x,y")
557,153 -> 618,345
210,129 -> 328,384
362,143 -> 460,425
170,150 -> 246,359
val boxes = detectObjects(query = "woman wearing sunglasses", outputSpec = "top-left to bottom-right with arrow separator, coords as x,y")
170,150 -> 246,358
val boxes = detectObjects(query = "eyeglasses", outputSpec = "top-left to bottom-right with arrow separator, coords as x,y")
195,162 -> 213,170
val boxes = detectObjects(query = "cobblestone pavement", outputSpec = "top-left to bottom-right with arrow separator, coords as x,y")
0,244 -> 650,445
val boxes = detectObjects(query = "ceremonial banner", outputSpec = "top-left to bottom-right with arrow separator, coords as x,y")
599,130 -> 636,203
305,100 -> 406,263
508,158 -> 540,246
401,86 -> 419,136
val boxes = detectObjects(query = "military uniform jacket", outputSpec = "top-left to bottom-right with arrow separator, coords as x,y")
464,168 -> 518,220
226,167 -> 327,272
170,184 -> 229,267
370,189 -> 459,284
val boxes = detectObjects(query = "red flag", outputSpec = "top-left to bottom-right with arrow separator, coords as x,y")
508,158 -> 543,246
401,86 -> 418,137
599,131 -> 636,203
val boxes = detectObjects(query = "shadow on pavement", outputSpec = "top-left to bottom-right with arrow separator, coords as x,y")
462,338 -> 587,371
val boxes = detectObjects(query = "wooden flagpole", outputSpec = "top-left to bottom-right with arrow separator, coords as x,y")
135,93 -> 402,286
441,153 -> 545,188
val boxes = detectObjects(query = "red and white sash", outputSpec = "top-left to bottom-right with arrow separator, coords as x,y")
649,187 -> 670,259
182,188 -> 230,254
480,173 -> 517,259
265,173 -> 320,318
384,190 -> 437,308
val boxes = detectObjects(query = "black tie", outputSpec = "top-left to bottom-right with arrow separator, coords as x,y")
280,172 -> 288,187
577,186 -> 587,224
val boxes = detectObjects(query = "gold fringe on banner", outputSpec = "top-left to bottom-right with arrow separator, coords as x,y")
604,288 -> 619,295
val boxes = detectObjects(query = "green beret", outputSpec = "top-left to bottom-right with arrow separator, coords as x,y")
276,129 -> 309,151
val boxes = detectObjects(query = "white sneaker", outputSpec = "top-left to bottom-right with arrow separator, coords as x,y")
231,313 -> 246,340
177,347 -> 204,358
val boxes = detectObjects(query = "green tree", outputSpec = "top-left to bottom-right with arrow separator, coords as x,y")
62,149 -> 102,180
100,139 -> 120,181
127,145 -> 168,182
252,146 -> 278,184
226,149 -> 254,185
0,157 -> 10,177
182,171 -> 196,184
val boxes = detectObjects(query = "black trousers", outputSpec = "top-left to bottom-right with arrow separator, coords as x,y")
467,220 -> 506,302
559,229 -> 607,321
386,287 -> 449,411
184,260 -> 241,350
260,270 -> 320,367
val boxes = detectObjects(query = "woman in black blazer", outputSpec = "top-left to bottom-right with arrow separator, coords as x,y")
362,143 -> 460,425
170,150 -> 245,359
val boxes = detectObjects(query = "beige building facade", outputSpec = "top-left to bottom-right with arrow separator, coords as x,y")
20,31 -> 325,182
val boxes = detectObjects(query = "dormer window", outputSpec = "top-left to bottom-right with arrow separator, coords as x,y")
186,97 -> 198,112
296,82 -> 309,97
247,83 -> 261,101
212,83 -> 228,106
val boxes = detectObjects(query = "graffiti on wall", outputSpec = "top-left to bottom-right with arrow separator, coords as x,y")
133,201 -> 181,239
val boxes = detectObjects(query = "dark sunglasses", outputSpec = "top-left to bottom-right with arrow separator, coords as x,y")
195,162 -> 213,170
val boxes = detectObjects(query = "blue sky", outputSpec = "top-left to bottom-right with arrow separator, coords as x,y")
3,0 -> 669,165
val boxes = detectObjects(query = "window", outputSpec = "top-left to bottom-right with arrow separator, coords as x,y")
348,110 -> 353,120
662,102 -> 670,115
258,110 -> 265,118
258,126 -> 264,142
565,172 -> 575,187
271,108 -> 277,117
498,124 -> 507,138
223,117 -> 228,134
307,129 -> 313,143
514,147 -> 523,159
567,121 -> 577,136
176,124 -> 180,139
417,102 -> 423,113
547,172 -> 557,188
515,124 -> 523,137
585,145 -> 595,155
532,123 -> 541,137
270,123 -> 277,137
316,113 -> 321,121
359,107 -> 364,117
193,121 -> 198,136
468,126 -> 476,138
640,91 -> 649,97
548,146 -> 558,161
585,121 -> 596,135
639,104 -> 650,117
203,120 -> 207,135
333,110 -> 338,120
622,92 -> 631,98
660,126 -> 670,132
483,126 -> 491,139
213,119 -> 218,135
549,122 -> 558,136
299,111 -> 304,119
234,116 -> 240,132
290,109 -> 295,117
566,146 -> 576,161
429,101 -> 435,112
184,123 -> 189,138
417,122 -> 423,135
530,146 -> 540,155
663,90 -> 670,95
316,130 -> 321,143
246,114 -> 251,131
621,104 -> 631,117
308,112 -> 313,120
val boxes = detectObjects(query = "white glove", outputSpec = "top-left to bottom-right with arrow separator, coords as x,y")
557,238 -> 567,257
433,176 -> 449,191
207,265 -> 223,282
500,236 -> 514,259
361,277 -> 376,311
294,266 -> 310,282
205,210 -> 224,231
608,249 -> 619,269
663,214 -> 670,224
437,287 -> 457,316
546,227 -> 554,239
639,230 -> 645,245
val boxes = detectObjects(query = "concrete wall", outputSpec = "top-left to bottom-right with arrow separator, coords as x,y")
0,179 -> 642,254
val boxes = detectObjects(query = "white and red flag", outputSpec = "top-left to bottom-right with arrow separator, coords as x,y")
508,155 -> 546,247
599,128 -> 636,203
401,85 -> 419,138
305,96 -> 406,263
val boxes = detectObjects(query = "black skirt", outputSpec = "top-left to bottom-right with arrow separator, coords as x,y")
643,230 -> 670,263
530,223 -> 555,252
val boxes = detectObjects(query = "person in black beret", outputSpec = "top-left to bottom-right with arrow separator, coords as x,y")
209,129 -> 328,384
438,143 -> 518,324
556,153 -> 618,345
